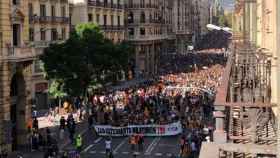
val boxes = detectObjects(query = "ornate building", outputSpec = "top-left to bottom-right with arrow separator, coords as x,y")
200,0 -> 280,157
172,0 -> 194,54
28,0 -> 70,109
124,0 -> 174,76
0,0 -> 70,151
0,0 -> 34,151
70,0 -> 125,43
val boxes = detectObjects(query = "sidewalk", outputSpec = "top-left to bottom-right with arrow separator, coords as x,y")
8,110 -> 89,158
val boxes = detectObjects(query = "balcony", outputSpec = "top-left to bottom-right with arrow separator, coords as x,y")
100,25 -> 125,31
125,4 -> 158,9
127,19 -> 164,25
7,46 -> 36,62
127,34 -> 169,41
88,0 -> 124,9
30,40 -> 63,48
29,16 -> 70,24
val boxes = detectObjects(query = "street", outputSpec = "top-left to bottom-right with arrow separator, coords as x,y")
62,130 -> 180,158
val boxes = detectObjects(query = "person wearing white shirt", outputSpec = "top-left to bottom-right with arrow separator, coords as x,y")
105,138 -> 112,154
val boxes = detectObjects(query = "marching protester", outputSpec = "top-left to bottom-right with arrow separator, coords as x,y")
129,135 -> 137,151
75,134 -> 82,153
105,137 -> 112,155
59,116 -> 66,140
67,114 -> 76,144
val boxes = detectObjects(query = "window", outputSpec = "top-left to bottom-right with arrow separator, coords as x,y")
28,3 -> 33,17
88,14 -> 93,22
140,0 -> 145,8
13,24 -> 21,46
29,28 -> 34,41
51,28 -> 58,40
34,60 -> 44,73
140,28 -> 145,35
140,12 -> 145,23
103,15 -> 107,26
128,0 -> 133,7
117,0 -> 120,6
96,14 -> 100,24
40,4 -> 46,16
61,6 -> 66,17
61,28 -> 66,40
51,5 -> 56,17
117,16 -> 120,26
40,28 -> 46,41
128,28 -> 134,36
128,12 -> 134,23
111,15 -> 114,25
13,0 -> 19,5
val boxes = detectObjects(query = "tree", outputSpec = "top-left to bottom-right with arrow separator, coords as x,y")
41,23 -> 132,98
48,80 -> 67,107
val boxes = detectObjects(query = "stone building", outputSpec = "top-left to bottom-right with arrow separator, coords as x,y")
172,0 -> 194,54
28,0 -> 70,109
124,0 -> 173,76
70,0 -> 125,43
0,0 -> 70,151
0,0 -> 34,151
200,0 -> 280,157
198,0 -> 211,35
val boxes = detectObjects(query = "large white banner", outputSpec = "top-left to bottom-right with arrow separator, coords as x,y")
94,121 -> 182,136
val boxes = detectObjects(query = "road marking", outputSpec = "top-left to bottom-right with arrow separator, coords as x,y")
167,153 -> 172,157
134,152 -> 140,155
113,137 -> 128,153
155,153 -> 163,156
89,151 -> 96,154
144,138 -> 157,154
94,137 -> 103,144
82,137 -> 103,153
83,144 -> 94,152
122,151 -> 129,154
100,151 -> 106,154
145,137 -> 161,154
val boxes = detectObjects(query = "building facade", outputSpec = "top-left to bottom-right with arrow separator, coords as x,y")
28,0 -> 70,110
198,0 -> 211,35
70,0 -> 125,43
124,0 -> 173,76
70,0 -> 209,76
0,0 -> 70,151
199,0 -> 280,157
0,0 -> 34,151
172,0 -> 194,54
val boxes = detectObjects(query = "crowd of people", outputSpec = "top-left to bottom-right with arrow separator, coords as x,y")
196,30 -> 231,50
84,53 -> 226,129
25,51 -> 226,158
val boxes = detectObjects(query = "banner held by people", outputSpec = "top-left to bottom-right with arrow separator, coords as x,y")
94,121 -> 182,136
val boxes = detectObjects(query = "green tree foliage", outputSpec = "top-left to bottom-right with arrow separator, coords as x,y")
41,23 -> 132,97
217,12 -> 233,28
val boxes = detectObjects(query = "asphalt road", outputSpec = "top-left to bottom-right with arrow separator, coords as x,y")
62,129 -> 180,158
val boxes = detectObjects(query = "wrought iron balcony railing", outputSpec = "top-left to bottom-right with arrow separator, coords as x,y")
100,25 -> 125,31
29,16 -> 70,24
7,45 -> 36,62
88,0 -> 124,9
